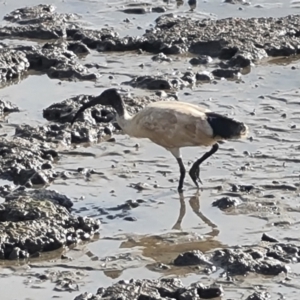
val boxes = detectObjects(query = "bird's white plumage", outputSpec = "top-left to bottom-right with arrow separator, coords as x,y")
117,101 -> 215,149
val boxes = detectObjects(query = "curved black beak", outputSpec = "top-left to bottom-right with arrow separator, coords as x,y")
70,97 -> 98,126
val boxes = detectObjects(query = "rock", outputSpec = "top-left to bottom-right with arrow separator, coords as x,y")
30,171 -> 49,185
212,68 -> 241,79
15,123 -> 72,146
3,6 -> 300,69
0,49 -> 29,83
47,62 -> 99,81
246,292 -> 271,300
75,278 -> 222,300
181,71 -> 196,85
211,246 -> 289,276
67,27 -> 119,50
189,55 -> 213,65
67,41 -> 90,55
122,75 -> 187,90
152,6 -> 167,13
0,24 -> 67,40
121,8 -> 148,14
74,293 -> 100,300
0,99 -> 20,115
4,4 -> 78,25
1,41 -> 98,83
0,197 -> 100,259
196,71 -> 214,82
197,284 -> 223,299
171,241 -> 300,276
227,53 -> 252,68
71,127 -> 100,144
9,247 -> 21,260
231,184 -> 255,192
261,233 -> 279,243
212,197 -> 241,210
4,188 -> 73,209
24,42 -> 99,81
174,250 -> 212,266
152,52 -> 172,62
0,137 -> 58,185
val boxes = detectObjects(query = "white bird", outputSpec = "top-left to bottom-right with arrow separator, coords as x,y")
71,88 -> 248,192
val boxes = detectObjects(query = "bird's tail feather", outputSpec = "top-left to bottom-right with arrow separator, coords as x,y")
206,112 -> 247,139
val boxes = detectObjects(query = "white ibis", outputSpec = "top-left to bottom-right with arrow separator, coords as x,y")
71,88 -> 248,192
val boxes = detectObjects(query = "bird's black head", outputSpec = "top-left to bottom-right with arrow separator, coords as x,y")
206,112 -> 248,140
70,88 -> 125,126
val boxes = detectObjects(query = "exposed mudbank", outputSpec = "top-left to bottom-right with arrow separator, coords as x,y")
74,278 -> 223,300
0,196 -> 100,259
1,2 -> 300,300
1,4 -> 300,87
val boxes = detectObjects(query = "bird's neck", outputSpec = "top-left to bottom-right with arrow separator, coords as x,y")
111,95 -> 135,135
116,110 -> 133,134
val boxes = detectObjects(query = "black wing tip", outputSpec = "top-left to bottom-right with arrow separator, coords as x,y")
206,112 -> 245,139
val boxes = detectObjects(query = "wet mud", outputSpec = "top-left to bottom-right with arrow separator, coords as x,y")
1,1 -> 300,300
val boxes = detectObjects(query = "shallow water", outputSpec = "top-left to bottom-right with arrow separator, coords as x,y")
1,0 -> 300,299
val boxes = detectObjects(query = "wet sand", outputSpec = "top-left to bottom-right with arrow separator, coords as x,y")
1,0 -> 300,299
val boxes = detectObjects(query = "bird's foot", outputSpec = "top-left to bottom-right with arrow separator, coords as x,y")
189,166 -> 203,188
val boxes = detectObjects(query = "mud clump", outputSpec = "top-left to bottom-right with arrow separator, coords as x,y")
15,123 -> 73,146
4,4 -> 78,25
122,75 -> 188,90
1,5 -> 118,46
3,5 -> 300,70
0,48 -> 29,83
15,42 -> 97,81
189,55 -> 213,65
91,14 -> 300,65
174,250 -> 212,266
246,292 -> 271,300
3,5 -> 299,87
174,242 -> 299,276
0,99 -> 20,116
0,196 -> 100,259
212,196 -> 241,210
0,137 -> 59,186
1,186 -> 74,210
147,14 -> 300,61
74,278 -> 223,300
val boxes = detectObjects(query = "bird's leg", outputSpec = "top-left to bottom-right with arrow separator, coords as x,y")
177,157 -> 186,192
169,148 -> 186,192
189,143 -> 219,188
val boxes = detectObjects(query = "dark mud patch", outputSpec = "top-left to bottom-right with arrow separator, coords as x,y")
1,42 -> 98,82
1,5 -> 300,87
0,137 -> 59,186
74,278 -> 223,300
0,48 -> 29,83
3,4 -> 78,26
0,196 -> 100,259
0,187 -> 74,209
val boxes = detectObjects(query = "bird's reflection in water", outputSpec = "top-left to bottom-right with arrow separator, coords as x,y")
103,269 -> 123,279
113,191 -> 222,278
172,191 -> 219,238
